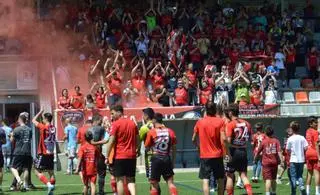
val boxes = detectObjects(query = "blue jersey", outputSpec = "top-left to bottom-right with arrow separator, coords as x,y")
64,124 -> 78,149
1,125 -> 12,149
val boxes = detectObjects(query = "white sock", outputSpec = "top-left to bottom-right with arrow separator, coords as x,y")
266,192 -> 270,195
316,186 -> 320,194
306,185 -> 310,195
47,182 -> 51,187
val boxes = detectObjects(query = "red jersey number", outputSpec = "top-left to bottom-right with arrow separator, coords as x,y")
153,130 -> 171,155
233,123 -> 250,147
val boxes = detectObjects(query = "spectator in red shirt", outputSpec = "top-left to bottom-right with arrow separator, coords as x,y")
184,63 -> 198,105
58,89 -> 71,109
307,47 -> 319,82
199,80 -> 212,106
94,86 -> 107,109
255,126 -> 284,195
250,84 -> 263,106
106,69 -> 122,106
174,79 -> 188,106
106,105 -> 138,195
229,44 -> 240,68
71,86 -> 84,109
189,41 -> 202,72
76,131 -> 100,195
192,102 -> 227,195
131,61 -> 147,92
284,44 -> 296,82
149,62 -> 166,90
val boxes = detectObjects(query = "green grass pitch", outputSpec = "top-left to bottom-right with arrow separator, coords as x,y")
2,170 -> 315,194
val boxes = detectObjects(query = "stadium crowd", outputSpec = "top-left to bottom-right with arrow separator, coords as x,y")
51,0 -> 319,109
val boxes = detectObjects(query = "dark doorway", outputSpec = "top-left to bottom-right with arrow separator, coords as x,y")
5,103 -> 30,127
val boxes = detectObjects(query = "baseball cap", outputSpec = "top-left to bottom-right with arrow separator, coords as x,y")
142,107 -> 155,119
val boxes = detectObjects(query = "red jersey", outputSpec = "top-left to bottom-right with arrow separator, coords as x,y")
226,119 -> 252,147
152,75 -> 165,89
174,88 -> 188,106
229,50 -> 239,65
77,125 -> 91,145
131,76 -> 146,91
308,52 -> 318,68
186,70 -> 197,87
78,143 -> 100,176
252,132 -> 266,155
212,27 -> 224,39
257,137 -> 281,166
200,88 -> 212,105
58,96 -> 71,109
110,117 -> 138,159
250,89 -> 262,105
71,93 -> 84,109
190,48 -> 201,63
36,123 -> 56,155
95,92 -> 106,109
194,116 -> 225,158
286,49 -> 296,63
305,128 -> 318,160
145,126 -> 177,156
108,78 -> 122,96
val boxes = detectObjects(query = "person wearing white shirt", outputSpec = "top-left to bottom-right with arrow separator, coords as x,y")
274,48 -> 286,87
286,121 -> 308,195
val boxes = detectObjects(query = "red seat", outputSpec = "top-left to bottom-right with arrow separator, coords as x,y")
301,79 -> 314,88
295,91 -> 309,103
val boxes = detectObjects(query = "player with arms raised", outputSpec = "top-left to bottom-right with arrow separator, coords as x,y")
144,113 -> 178,195
225,104 -> 253,195
32,109 -> 56,195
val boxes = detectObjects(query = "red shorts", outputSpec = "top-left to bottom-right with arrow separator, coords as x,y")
262,166 -> 278,180
306,159 -> 320,171
82,175 -> 97,185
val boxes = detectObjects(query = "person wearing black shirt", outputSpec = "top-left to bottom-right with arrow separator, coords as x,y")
10,114 -> 32,192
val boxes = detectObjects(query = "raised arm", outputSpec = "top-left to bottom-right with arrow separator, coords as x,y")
90,60 -> 101,75
131,62 -> 140,77
103,58 -> 112,71
149,63 -> 159,77
141,60 -> 147,78
32,109 -> 44,127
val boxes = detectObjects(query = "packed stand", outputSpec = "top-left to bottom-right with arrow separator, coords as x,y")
54,0 -> 320,110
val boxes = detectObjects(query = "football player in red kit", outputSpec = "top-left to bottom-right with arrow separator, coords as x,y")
145,113 -> 178,195
255,126 -> 284,195
225,104 -> 253,195
32,109 -> 56,195
76,131 -> 100,195
251,123 -> 266,183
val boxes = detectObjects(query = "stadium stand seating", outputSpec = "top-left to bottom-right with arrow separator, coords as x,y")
301,79 -> 314,88
289,79 -> 301,89
295,67 -> 308,78
283,92 -> 295,103
295,91 -> 309,103
309,91 -> 320,103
